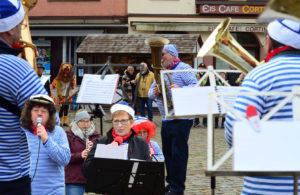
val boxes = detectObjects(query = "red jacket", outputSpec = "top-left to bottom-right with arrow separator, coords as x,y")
65,129 -> 101,184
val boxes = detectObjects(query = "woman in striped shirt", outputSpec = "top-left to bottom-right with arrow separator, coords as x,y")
20,94 -> 71,195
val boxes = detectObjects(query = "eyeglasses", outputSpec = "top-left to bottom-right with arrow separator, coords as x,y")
21,24 -> 27,30
112,119 -> 130,125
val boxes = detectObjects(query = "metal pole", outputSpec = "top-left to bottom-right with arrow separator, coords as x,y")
294,175 -> 298,195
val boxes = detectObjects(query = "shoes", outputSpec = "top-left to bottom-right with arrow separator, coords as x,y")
165,191 -> 184,195
193,122 -> 200,128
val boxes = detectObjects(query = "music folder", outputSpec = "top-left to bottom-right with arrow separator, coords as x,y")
85,158 -> 165,195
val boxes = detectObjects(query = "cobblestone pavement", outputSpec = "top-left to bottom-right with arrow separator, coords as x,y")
65,109 -> 243,195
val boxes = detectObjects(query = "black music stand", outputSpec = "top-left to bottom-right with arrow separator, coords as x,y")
85,158 -> 165,195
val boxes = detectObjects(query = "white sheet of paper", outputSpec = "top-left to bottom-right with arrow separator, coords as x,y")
172,86 -> 239,116
172,87 -> 219,116
216,86 -> 240,113
94,144 -> 128,160
233,121 -> 300,171
77,74 -> 119,104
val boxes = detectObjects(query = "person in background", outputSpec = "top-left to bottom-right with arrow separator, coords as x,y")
0,1 -> 51,194
37,63 -> 51,96
225,19 -> 300,194
132,116 -> 164,161
82,102 -> 151,177
133,62 -> 155,121
122,66 -> 137,103
149,44 -> 197,195
20,94 -> 70,195
65,109 -> 101,195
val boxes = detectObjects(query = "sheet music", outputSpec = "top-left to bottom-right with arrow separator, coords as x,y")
94,144 -> 128,160
233,121 -> 300,171
216,86 -> 240,113
77,74 -> 119,104
172,86 -> 240,116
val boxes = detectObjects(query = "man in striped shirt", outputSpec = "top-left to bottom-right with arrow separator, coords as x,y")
0,0 -> 49,194
224,19 -> 300,194
149,44 -> 197,195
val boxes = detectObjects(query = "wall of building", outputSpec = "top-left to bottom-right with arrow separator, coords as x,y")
128,0 -> 195,15
29,0 -> 127,17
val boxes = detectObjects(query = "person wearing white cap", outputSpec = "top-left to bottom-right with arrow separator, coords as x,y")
224,19 -> 300,194
20,94 -> 71,195
82,102 -> 151,178
148,44 -> 197,195
0,1 -> 52,194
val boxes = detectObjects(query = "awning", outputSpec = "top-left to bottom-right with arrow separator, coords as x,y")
76,34 -> 200,54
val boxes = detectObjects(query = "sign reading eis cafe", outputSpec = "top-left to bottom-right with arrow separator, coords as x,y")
198,4 -> 265,15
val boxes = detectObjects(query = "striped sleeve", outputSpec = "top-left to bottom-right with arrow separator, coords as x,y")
44,127 -> 71,166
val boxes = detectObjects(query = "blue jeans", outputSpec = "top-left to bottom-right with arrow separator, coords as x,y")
161,119 -> 193,194
66,184 -> 85,195
139,97 -> 153,121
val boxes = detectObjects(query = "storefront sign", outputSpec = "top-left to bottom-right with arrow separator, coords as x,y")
199,5 -> 265,15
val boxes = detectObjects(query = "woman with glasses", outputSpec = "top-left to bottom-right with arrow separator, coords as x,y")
82,102 -> 151,177
65,109 -> 101,195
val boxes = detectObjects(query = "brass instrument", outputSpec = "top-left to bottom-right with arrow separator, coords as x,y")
20,0 -> 39,71
197,17 -> 259,74
258,0 -> 300,22
145,37 -> 174,108
145,37 -> 169,94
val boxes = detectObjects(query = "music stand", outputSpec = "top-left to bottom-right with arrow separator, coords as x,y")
85,158 -> 165,195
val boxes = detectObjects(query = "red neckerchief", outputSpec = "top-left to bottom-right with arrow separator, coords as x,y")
12,43 -> 23,49
265,46 -> 293,62
112,129 -> 132,143
166,57 -> 181,70
30,124 -> 48,135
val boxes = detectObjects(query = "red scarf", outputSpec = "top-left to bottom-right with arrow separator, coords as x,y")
30,124 -> 48,135
167,58 -> 181,70
148,141 -> 156,157
265,46 -> 292,62
112,129 -> 132,144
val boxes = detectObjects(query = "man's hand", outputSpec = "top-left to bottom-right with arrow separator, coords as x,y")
170,84 -> 180,89
153,86 -> 159,96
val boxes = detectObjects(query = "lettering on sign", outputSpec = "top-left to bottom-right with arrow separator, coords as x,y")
199,5 -> 265,15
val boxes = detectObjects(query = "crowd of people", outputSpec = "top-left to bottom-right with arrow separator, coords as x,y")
1,0 -> 300,195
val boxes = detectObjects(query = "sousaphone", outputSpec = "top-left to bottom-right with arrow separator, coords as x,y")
197,17 -> 259,74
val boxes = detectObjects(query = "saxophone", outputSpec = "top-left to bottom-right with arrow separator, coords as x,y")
20,0 -> 39,71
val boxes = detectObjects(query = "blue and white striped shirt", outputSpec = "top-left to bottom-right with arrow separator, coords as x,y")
224,53 -> 300,194
0,54 -> 47,181
148,61 -> 197,120
25,126 -> 71,195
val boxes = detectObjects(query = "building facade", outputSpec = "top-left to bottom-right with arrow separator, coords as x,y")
29,0 -> 127,80
128,0 -> 269,69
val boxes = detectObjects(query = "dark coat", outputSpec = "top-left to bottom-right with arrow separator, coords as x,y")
65,129 -> 101,184
82,128 -> 151,177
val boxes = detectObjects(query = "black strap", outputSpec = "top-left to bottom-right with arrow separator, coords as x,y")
0,96 -> 21,117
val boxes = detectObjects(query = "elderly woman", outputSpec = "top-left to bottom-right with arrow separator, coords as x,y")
20,94 -> 70,195
133,116 -> 164,161
65,109 -> 101,195
82,102 -> 151,176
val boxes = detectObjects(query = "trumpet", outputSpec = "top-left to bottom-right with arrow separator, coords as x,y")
197,17 -> 260,74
